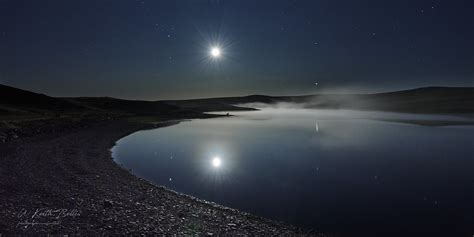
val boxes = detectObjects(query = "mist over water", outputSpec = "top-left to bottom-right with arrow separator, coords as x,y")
225,107 -> 472,120
112,109 -> 474,236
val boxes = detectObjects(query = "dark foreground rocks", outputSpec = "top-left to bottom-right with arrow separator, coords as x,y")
0,119 -> 319,235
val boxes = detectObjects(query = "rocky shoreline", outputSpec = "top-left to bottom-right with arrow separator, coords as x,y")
0,118 -> 319,235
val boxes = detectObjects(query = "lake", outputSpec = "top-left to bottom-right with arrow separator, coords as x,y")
112,109 -> 474,236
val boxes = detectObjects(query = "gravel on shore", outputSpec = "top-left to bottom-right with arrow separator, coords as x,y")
0,118 -> 319,235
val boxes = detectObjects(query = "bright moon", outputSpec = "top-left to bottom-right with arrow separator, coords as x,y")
210,47 -> 221,58
212,157 -> 221,167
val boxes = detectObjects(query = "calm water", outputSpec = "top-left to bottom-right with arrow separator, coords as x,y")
112,109 -> 474,236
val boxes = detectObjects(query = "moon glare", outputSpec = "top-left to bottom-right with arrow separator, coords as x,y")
210,47 -> 221,58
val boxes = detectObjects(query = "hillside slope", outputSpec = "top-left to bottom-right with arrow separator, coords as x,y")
0,84 -> 85,116
162,87 -> 474,114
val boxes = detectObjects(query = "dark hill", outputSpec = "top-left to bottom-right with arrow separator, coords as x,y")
359,87 -> 474,114
68,97 -> 180,116
161,95 -> 264,112
0,84 -> 85,115
0,84 -> 179,116
162,87 -> 474,114
2,84 -> 473,116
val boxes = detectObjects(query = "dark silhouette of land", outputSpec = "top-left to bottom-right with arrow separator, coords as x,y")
1,83 -> 473,235
0,84 -> 317,235
2,84 -> 473,119
163,87 -> 474,114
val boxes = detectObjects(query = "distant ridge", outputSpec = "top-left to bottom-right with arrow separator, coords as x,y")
0,84 -> 84,115
0,84 -> 180,116
362,87 -> 474,114
67,97 -> 180,115
162,87 -> 474,114
2,84 -> 474,115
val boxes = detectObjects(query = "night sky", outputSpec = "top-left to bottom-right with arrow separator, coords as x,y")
1,0 -> 473,100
